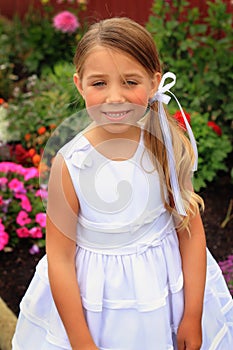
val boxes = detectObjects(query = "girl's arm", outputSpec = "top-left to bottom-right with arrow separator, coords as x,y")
46,154 -> 98,350
176,211 -> 207,350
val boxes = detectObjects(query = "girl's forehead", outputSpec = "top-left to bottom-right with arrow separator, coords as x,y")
82,45 -> 148,75
86,45 -> 133,61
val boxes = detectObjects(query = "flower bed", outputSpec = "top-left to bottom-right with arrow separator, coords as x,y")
0,162 -> 47,253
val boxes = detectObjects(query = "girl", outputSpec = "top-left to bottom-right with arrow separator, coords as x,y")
12,17 -> 233,350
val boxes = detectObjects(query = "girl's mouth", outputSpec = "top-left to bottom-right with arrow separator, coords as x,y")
103,110 -> 131,121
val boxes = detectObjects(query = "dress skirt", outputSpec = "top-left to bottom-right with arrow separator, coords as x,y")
12,218 -> 233,350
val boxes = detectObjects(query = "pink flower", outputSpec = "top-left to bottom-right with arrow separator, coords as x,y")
0,230 -> 9,250
0,219 -> 6,232
16,211 -> 32,226
0,162 -> 23,174
0,177 -> 8,186
15,194 -> 32,212
35,213 -> 46,228
29,226 -> 43,239
35,189 -> 48,199
0,219 -> 9,250
0,162 -> 38,180
16,227 -> 30,238
207,121 -> 222,136
53,11 -> 80,33
8,178 -> 24,193
23,167 -> 39,181
1,198 -> 11,213
29,244 -> 40,255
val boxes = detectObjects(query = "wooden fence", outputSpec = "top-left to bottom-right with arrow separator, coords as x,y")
0,0 -> 232,25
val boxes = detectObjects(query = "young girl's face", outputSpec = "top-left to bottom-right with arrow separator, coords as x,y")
74,45 -> 160,133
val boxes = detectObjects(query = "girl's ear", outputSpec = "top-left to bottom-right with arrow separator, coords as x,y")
150,72 -> 161,99
73,73 -> 84,97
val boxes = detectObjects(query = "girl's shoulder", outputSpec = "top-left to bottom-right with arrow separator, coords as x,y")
58,131 -> 92,169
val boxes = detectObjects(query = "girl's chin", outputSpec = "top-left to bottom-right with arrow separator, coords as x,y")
100,123 -> 134,134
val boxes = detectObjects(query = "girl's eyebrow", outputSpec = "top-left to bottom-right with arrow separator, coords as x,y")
86,72 -> 144,81
86,74 -> 107,81
124,72 -> 144,77
123,73 -> 144,80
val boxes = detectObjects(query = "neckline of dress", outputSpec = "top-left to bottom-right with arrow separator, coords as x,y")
82,127 -> 144,163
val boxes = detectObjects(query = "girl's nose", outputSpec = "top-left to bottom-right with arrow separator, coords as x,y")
106,86 -> 125,104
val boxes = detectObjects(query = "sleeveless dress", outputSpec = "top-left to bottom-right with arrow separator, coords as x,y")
12,131 -> 233,350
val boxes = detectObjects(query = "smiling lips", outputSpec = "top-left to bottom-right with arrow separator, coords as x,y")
103,110 -> 131,121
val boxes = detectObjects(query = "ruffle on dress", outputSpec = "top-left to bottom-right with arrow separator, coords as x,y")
201,250 -> 233,350
12,255 -> 71,349
12,240 -> 233,350
12,226 -> 185,350
76,227 -> 183,313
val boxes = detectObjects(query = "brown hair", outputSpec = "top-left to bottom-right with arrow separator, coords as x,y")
73,17 -> 203,231
74,17 -> 161,78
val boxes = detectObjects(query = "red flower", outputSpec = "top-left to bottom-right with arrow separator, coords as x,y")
10,144 -> 29,163
37,126 -> 46,135
28,148 -> 36,158
24,133 -> 31,141
173,110 -> 191,131
32,154 -> 41,167
207,121 -> 222,136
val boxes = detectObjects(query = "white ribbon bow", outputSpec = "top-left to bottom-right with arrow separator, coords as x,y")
149,72 -> 198,216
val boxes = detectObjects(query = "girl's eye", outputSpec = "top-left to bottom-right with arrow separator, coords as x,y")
125,80 -> 138,86
92,81 -> 105,87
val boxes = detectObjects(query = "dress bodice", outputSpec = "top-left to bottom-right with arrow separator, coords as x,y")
59,130 -> 172,249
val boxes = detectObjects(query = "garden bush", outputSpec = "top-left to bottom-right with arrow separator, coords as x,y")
0,1 -> 86,100
3,62 -> 85,167
189,111 -> 231,191
147,0 -> 233,131
147,0 -> 232,190
0,1 -> 87,168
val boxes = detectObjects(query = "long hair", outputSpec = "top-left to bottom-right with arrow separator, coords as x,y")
73,17 -> 204,231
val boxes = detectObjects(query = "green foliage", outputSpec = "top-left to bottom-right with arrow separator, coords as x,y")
0,6 -> 84,99
0,63 -> 17,101
6,62 -> 85,147
0,17 -> 18,100
190,112 -> 231,191
147,0 -> 233,127
147,0 -> 233,189
17,8 -> 80,74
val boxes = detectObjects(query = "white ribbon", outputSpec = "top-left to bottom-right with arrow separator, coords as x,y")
149,72 -> 198,216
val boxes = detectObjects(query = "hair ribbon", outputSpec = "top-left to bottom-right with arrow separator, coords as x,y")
149,72 -> 198,216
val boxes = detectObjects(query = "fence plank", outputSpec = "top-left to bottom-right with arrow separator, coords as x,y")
0,0 -> 232,24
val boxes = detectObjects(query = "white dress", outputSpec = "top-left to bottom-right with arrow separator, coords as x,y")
12,131 -> 233,350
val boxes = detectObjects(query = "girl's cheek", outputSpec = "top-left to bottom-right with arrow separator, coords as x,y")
130,90 -> 150,106
84,90 -> 104,107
